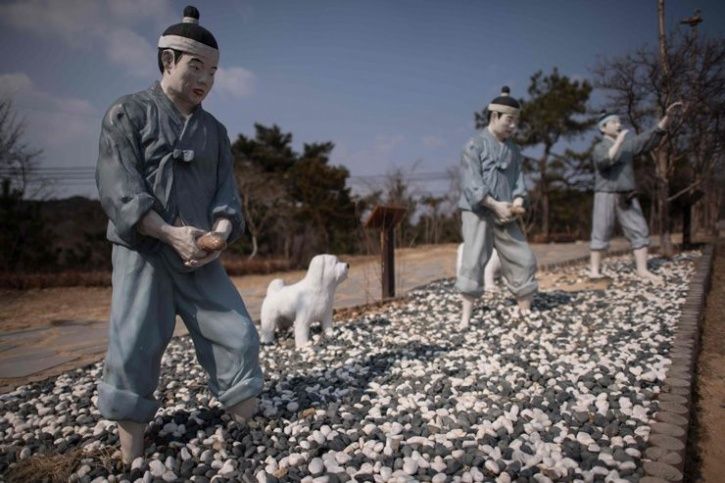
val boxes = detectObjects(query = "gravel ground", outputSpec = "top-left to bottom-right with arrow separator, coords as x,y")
0,252 -> 699,483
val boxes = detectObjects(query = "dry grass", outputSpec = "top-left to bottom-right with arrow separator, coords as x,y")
0,271 -> 111,290
0,258 -> 293,290
688,238 -> 725,481
4,445 -> 118,483
5,449 -> 84,483
0,258 -> 371,291
332,297 -> 407,321
222,257 -> 292,276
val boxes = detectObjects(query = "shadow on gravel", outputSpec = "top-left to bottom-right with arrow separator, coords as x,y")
532,291 -> 576,311
121,335 -> 456,466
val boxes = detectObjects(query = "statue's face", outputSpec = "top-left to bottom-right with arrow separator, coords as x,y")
162,49 -> 218,107
489,111 -> 519,139
601,116 -> 622,137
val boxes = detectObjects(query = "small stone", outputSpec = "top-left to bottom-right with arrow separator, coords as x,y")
577,432 -> 594,446
180,448 -> 192,461
219,460 -> 236,476
308,457 -> 324,475
470,466 -> 485,482
643,461 -> 683,481
403,458 -> 419,475
149,460 -> 165,477
161,471 -> 177,482
256,470 -> 270,483
649,434 -> 686,452
495,472 -> 512,483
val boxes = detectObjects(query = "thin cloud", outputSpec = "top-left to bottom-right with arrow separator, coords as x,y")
422,135 -> 445,149
214,67 -> 256,99
0,72 -> 97,154
106,28 -> 157,78
373,134 -> 404,153
0,0 -> 172,78
339,134 -> 406,177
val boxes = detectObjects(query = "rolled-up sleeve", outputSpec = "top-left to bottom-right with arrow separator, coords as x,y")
96,102 -> 155,248
630,126 -> 666,156
462,140 -> 493,208
593,140 -> 621,170
210,127 -> 245,244
512,149 -> 527,200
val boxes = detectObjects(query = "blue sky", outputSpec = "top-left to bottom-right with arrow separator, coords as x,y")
1,0 -> 723,199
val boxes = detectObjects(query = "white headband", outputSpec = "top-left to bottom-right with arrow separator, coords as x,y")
158,35 -> 219,60
488,103 -> 520,116
598,114 -> 618,130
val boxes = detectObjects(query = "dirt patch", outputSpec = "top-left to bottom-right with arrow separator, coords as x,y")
538,271 -> 613,292
689,239 -> 725,481
0,243 -> 612,335
0,287 -> 112,333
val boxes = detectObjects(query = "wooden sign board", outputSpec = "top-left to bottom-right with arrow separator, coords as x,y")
364,205 -> 407,230
363,205 -> 407,299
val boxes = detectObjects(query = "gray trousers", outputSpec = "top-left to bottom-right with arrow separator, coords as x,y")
456,210 -> 538,298
590,192 -> 650,251
98,245 -> 264,423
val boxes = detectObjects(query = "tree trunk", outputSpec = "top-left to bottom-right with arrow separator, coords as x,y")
241,193 -> 259,259
705,183 -> 721,236
657,0 -> 671,83
655,150 -> 674,257
248,235 -> 258,260
539,152 -> 550,241
682,204 -> 692,248
433,212 -> 439,244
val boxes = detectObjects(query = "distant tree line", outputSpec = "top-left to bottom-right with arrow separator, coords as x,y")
1,24 -> 722,276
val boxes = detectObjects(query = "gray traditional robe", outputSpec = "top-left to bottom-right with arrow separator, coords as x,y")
455,128 -> 537,298
97,81 -> 244,261
589,126 -> 664,250
95,82 -> 262,422
592,126 -> 665,193
458,127 -> 527,214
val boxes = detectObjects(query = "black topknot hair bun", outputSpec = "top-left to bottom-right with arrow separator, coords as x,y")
501,86 -> 511,95
183,6 -> 200,19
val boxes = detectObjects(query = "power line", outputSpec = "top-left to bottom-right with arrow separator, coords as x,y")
8,166 -> 456,178
3,166 -> 458,187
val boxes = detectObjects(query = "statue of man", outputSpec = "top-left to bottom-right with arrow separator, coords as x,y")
95,5 -> 263,463
589,101 -> 683,282
456,87 -> 538,327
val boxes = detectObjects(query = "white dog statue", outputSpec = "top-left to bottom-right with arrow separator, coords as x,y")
260,254 -> 349,348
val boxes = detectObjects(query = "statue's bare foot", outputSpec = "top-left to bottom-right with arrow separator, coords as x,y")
513,294 -> 534,318
228,397 -> 258,424
459,294 -> 475,329
637,270 -> 663,284
588,270 -> 612,280
118,420 -> 146,465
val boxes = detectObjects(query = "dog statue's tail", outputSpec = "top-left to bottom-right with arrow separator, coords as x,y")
266,279 -> 285,296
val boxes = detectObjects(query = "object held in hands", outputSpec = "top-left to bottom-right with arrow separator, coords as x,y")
196,232 -> 227,251
510,205 -> 526,217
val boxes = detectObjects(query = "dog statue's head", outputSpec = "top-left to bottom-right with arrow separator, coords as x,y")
307,254 -> 349,288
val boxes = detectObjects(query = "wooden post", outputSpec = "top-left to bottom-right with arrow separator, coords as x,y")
381,225 -> 395,298
364,205 -> 407,300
